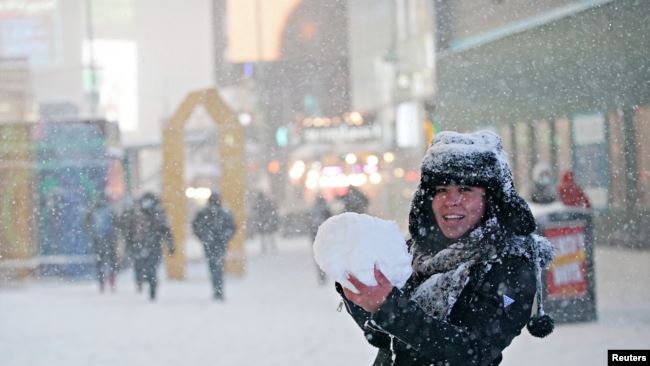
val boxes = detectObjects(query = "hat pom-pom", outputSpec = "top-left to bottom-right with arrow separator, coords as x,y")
527,314 -> 554,338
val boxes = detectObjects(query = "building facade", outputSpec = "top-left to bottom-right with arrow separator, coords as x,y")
432,0 -> 650,245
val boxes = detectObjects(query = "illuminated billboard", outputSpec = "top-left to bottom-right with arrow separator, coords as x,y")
0,0 -> 61,66
226,0 -> 301,62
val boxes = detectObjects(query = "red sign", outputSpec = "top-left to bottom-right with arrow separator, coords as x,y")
545,226 -> 589,299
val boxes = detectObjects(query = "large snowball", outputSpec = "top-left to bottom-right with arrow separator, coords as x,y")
313,212 -> 412,292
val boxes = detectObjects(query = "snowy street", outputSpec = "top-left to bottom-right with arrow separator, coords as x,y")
1,236 -> 649,366
2,2 -> 649,365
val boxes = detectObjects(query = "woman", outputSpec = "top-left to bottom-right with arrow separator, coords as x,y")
337,131 -> 554,366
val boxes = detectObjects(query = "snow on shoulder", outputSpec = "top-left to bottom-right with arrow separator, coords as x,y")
313,212 -> 412,293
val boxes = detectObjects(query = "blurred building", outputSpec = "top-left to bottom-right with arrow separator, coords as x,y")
213,0 -> 348,213
0,58 -> 34,122
1,0 -> 647,248
431,0 -> 650,245
213,0 -> 435,230
345,0 -> 436,225
0,0 -> 218,197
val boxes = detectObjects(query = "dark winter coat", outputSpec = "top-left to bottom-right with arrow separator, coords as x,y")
530,164 -> 556,204
343,186 -> 369,213
338,131 -> 553,365
119,204 -> 139,258
254,194 -> 279,234
309,197 -> 332,238
531,182 -> 556,204
192,204 -> 236,257
133,200 -> 175,266
338,243 -> 537,366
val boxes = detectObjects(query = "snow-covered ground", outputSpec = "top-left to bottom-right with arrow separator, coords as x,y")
1,236 -> 648,366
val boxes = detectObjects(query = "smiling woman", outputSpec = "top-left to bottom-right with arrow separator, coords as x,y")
337,130 -> 555,366
432,185 -> 486,240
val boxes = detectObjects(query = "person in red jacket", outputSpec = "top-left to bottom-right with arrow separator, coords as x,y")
558,171 -> 591,208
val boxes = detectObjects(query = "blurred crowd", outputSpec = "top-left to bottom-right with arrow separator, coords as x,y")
84,169 -> 589,299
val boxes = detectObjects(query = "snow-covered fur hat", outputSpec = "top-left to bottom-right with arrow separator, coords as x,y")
408,130 -> 554,337
409,130 -> 536,244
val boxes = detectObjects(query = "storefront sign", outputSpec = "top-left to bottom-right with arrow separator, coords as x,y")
302,124 -> 381,143
545,226 -> 589,299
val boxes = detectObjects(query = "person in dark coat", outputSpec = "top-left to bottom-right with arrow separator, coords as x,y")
118,197 -> 141,292
530,162 -> 557,204
192,192 -> 236,300
253,192 -> 279,254
337,131 -> 555,366
85,193 -> 118,292
342,185 -> 369,213
558,171 -> 591,208
132,192 -> 175,300
309,194 -> 332,284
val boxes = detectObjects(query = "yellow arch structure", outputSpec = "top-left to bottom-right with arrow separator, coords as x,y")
162,88 -> 245,279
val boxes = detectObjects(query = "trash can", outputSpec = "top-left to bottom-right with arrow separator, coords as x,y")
530,202 -> 598,323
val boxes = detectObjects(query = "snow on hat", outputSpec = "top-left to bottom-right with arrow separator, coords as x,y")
410,130 -> 536,239
421,130 -> 512,189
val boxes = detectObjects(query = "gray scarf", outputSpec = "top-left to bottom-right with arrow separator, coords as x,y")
410,217 -> 553,320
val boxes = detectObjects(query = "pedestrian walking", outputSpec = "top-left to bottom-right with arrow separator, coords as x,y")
342,186 -> 369,213
132,192 -> 175,300
337,131 -> 555,365
309,194 -> 332,285
118,197 -> 141,292
253,192 -> 279,254
85,192 -> 118,293
192,192 -> 236,300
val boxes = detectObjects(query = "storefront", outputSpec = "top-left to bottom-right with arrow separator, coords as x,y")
433,0 -> 650,211
286,111 -> 421,229
430,0 -> 650,247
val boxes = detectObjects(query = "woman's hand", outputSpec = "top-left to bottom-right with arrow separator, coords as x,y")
342,265 -> 394,313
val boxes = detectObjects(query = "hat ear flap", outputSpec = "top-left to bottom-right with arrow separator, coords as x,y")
496,194 -> 537,235
528,244 -> 555,338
